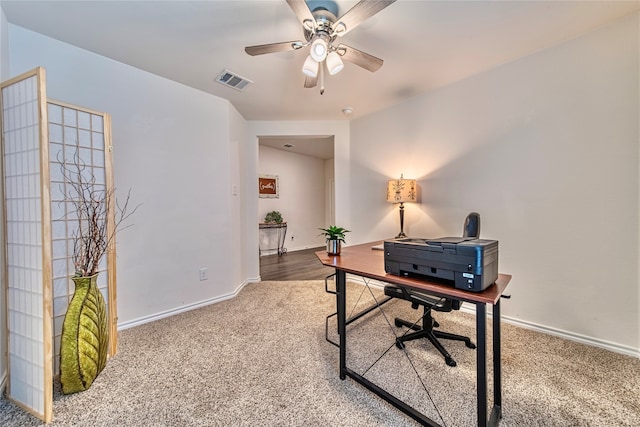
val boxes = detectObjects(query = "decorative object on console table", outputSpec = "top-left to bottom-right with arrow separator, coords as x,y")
59,152 -> 139,394
318,225 -> 350,255
259,174 -> 279,198
386,174 -> 417,238
264,210 -> 284,224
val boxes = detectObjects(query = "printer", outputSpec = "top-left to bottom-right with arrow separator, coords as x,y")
384,237 -> 498,292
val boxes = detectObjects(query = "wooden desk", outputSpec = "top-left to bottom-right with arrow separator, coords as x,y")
316,241 -> 512,427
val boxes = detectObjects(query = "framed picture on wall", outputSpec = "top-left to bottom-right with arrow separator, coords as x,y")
259,174 -> 279,198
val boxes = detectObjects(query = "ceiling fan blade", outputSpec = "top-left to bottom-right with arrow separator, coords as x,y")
304,74 -> 318,88
245,41 -> 302,56
334,0 -> 396,37
286,0 -> 315,29
337,44 -> 384,72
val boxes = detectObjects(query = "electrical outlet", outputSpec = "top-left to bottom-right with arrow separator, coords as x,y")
199,268 -> 208,281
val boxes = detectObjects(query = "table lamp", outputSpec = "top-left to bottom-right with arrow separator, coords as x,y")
386,174 -> 417,238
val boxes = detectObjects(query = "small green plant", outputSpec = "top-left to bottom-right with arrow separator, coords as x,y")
264,211 -> 284,224
318,225 -> 351,243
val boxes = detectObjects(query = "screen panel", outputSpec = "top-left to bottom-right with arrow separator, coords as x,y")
1,68 -> 53,422
47,100 -> 116,373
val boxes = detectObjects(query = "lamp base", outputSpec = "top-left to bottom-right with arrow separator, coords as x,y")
396,202 -> 408,239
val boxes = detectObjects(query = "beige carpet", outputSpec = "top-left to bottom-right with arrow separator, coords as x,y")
1,280 -> 639,426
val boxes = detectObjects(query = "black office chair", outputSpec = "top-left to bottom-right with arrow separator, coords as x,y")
383,212 -> 480,367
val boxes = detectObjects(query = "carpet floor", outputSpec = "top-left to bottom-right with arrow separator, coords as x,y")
1,280 -> 639,426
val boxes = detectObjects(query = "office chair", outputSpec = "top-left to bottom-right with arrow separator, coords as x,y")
383,212 -> 480,367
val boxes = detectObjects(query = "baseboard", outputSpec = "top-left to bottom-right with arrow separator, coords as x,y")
456,303 -> 639,358
346,275 -> 640,358
117,279 -> 253,331
500,314 -> 640,358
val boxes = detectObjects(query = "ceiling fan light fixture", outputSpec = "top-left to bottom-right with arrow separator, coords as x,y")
310,38 -> 328,62
302,55 -> 319,77
326,51 -> 344,75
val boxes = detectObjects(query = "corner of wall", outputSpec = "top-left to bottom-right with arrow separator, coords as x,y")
0,2 -> 8,397
637,10 -> 640,355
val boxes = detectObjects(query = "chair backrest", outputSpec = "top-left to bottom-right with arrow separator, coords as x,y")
463,212 -> 480,238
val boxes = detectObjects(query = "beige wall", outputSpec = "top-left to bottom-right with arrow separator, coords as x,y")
349,13 -> 640,354
7,24 -> 246,328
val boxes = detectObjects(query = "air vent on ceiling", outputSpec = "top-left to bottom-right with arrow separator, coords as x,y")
215,69 -> 253,91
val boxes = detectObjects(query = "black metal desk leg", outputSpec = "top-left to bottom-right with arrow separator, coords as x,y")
336,269 -> 347,380
476,303 -> 487,426
493,300 -> 502,411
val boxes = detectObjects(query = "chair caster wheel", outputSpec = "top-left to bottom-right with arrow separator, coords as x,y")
395,339 -> 406,350
466,341 -> 477,349
445,357 -> 457,367
394,319 -> 403,328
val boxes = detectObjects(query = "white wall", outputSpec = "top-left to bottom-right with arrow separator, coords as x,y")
8,25 -> 247,327
324,158 -> 335,226
229,105 -> 248,287
258,145 -> 328,253
350,13 -> 640,354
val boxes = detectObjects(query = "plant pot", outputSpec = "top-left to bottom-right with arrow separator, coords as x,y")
60,273 -> 109,394
327,239 -> 341,255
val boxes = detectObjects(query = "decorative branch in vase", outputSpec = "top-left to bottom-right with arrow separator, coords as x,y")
62,157 -> 137,277
59,151 -> 140,394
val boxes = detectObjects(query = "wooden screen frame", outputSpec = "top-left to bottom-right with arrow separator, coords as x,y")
1,69 -> 117,422
1,67 -> 53,422
47,99 -> 118,360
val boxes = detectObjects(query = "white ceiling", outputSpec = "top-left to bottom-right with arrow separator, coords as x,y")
259,135 -> 335,159
3,0 -> 639,124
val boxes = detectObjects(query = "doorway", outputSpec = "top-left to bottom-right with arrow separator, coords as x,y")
258,135 -> 334,278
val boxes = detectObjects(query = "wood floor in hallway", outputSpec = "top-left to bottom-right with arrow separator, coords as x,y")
259,247 -> 335,281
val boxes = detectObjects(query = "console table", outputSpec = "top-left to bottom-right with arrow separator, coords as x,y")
259,222 -> 287,256
316,241 -> 512,426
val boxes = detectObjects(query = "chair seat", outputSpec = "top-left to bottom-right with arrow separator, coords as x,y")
383,284 -> 472,367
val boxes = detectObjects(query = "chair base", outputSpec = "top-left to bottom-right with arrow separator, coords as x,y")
394,317 -> 476,367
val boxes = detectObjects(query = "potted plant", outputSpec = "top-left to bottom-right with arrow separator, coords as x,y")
264,210 -> 284,224
319,225 -> 351,255
58,152 -> 139,394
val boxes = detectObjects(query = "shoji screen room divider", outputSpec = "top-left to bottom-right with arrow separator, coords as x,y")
1,67 -> 117,422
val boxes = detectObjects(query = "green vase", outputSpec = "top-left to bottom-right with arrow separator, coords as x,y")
60,273 -> 109,394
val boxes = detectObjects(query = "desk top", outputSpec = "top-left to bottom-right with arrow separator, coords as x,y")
315,241 -> 511,305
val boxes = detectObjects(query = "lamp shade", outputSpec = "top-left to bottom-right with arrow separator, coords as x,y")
386,176 -> 417,203
302,55 -> 319,77
310,38 -> 328,62
326,51 -> 344,75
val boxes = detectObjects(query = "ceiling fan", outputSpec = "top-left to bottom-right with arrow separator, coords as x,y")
245,0 -> 396,94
